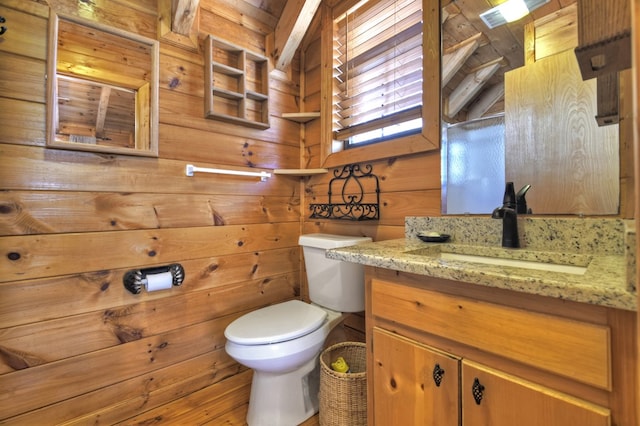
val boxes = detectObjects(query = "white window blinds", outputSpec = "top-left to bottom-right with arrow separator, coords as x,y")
334,0 -> 423,144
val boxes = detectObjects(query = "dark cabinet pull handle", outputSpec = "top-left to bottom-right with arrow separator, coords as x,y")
432,363 -> 445,387
0,16 -> 6,36
472,377 -> 485,405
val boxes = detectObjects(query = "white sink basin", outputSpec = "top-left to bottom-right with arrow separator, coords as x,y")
439,252 -> 588,275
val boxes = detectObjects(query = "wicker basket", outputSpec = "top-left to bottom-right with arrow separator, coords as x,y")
319,342 -> 367,426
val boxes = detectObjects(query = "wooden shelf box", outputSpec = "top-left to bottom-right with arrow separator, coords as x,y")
204,35 -> 270,129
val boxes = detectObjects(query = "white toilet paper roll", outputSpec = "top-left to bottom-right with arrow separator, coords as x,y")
145,271 -> 174,292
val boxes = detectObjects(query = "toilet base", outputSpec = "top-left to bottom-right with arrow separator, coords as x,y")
247,355 -> 320,426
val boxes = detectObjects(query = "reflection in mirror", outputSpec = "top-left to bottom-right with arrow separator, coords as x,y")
47,13 -> 159,156
440,1 -> 620,215
56,76 -> 136,147
442,115 -> 505,215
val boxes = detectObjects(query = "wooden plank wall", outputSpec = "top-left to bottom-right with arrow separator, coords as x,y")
0,0 -> 635,423
0,0 -> 304,423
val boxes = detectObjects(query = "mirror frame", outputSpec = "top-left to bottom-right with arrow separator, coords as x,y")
46,12 -> 159,157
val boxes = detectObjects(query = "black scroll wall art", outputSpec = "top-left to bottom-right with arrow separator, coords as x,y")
309,163 -> 380,221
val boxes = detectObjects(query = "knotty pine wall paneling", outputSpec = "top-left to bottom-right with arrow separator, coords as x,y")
0,0 -> 302,423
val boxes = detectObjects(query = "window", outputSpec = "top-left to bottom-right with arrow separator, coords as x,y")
319,0 -> 441,167
334,0 -> 424,148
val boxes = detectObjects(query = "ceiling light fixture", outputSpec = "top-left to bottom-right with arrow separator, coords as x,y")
480,0 -> 550,29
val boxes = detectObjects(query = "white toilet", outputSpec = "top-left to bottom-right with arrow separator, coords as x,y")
224,233 -> 372,426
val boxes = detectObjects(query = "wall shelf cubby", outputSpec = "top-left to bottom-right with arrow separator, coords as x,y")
204,35 -> 270,129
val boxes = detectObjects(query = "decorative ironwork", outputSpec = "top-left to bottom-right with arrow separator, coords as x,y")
472,378 -> 485,405
432,363 -> 445,387
309,163 -> 380,221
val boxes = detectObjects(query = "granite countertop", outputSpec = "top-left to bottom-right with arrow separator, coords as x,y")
326,217 -> 637,311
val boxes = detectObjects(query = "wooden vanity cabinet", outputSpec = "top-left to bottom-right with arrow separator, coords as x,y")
372,328 -> 460,425
461,361 -> 609,426
365,267 -> 637,426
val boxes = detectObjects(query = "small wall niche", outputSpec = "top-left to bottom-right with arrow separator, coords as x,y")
204,35 -> 270,129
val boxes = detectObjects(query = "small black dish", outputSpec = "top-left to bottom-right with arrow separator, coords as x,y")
418,234 -> 450,243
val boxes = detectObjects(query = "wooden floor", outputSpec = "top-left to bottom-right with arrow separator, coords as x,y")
156,324 -> 361,425
202,406 -> 319,425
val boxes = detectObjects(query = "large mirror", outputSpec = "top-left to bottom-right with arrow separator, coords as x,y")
440,0 -> 622,215
47,12 -> 159,157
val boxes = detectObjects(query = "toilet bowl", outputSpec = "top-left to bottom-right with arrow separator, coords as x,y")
225,300 -> 342,425
224,233 -> 372,426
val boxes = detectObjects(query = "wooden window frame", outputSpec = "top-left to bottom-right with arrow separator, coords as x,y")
319,0 -> 440,169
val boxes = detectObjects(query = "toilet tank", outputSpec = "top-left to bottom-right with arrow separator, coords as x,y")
298,233 -> 372,312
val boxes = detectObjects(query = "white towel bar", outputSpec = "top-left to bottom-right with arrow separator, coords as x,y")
185,164 -> 271,181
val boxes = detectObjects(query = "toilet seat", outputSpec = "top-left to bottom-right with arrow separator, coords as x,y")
224,300 -> 327,345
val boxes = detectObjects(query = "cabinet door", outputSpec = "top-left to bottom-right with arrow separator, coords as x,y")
462,360 -> 610,426
372,328 -> 459,426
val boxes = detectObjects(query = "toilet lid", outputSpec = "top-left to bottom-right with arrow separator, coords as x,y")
224,300 -> 327,345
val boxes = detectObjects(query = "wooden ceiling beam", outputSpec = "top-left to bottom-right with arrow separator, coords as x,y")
95,87 -> 111,137
171,0 -> 200,36
467,82 -> 505,120
445,60 -> 502,117
270,0 -> 322,70
442,33 -> 483,86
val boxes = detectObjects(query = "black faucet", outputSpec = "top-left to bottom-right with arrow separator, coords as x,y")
516,184 -> 532,214
492,182 -> 521,248
492,206 -> 519,248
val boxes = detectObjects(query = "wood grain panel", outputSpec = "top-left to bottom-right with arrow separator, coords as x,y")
533,3 -> 578,61
618,69 -> 635,218
159,122 -> 301,165
372,278 -> 612,391
308,190 -> 441,227
505,49 -> 619,215
0,247 -> 298,328
159,50 -> 205,97
0,54 -> 45,103
0,190 -> 299,235
47,0 -> 158,39
0,99 -> 46,146
0,144 -> 298,196
0,273 -> 297,374
0,0 -> 303,422
2,351 -> 245,425
201,0 -> 277,33
121,369 -> 253,424
372,327 -> 460,426
0,318 -> 228,420
462,361 -> 610,426
159,88 -> 300,145
57,19 -> 154,84
0,222 -> 299,282
377,190 -> 441,223
0,0 -> 49,17
0,6 -> 47,59
302,222 -> 404,242
305,154 -> 441,196
199,6 -> 267,52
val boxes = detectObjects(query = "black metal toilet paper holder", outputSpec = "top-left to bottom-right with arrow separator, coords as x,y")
123,263 -> 185,294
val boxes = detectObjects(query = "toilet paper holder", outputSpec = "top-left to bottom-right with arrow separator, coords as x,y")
123,263 -> 185,294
